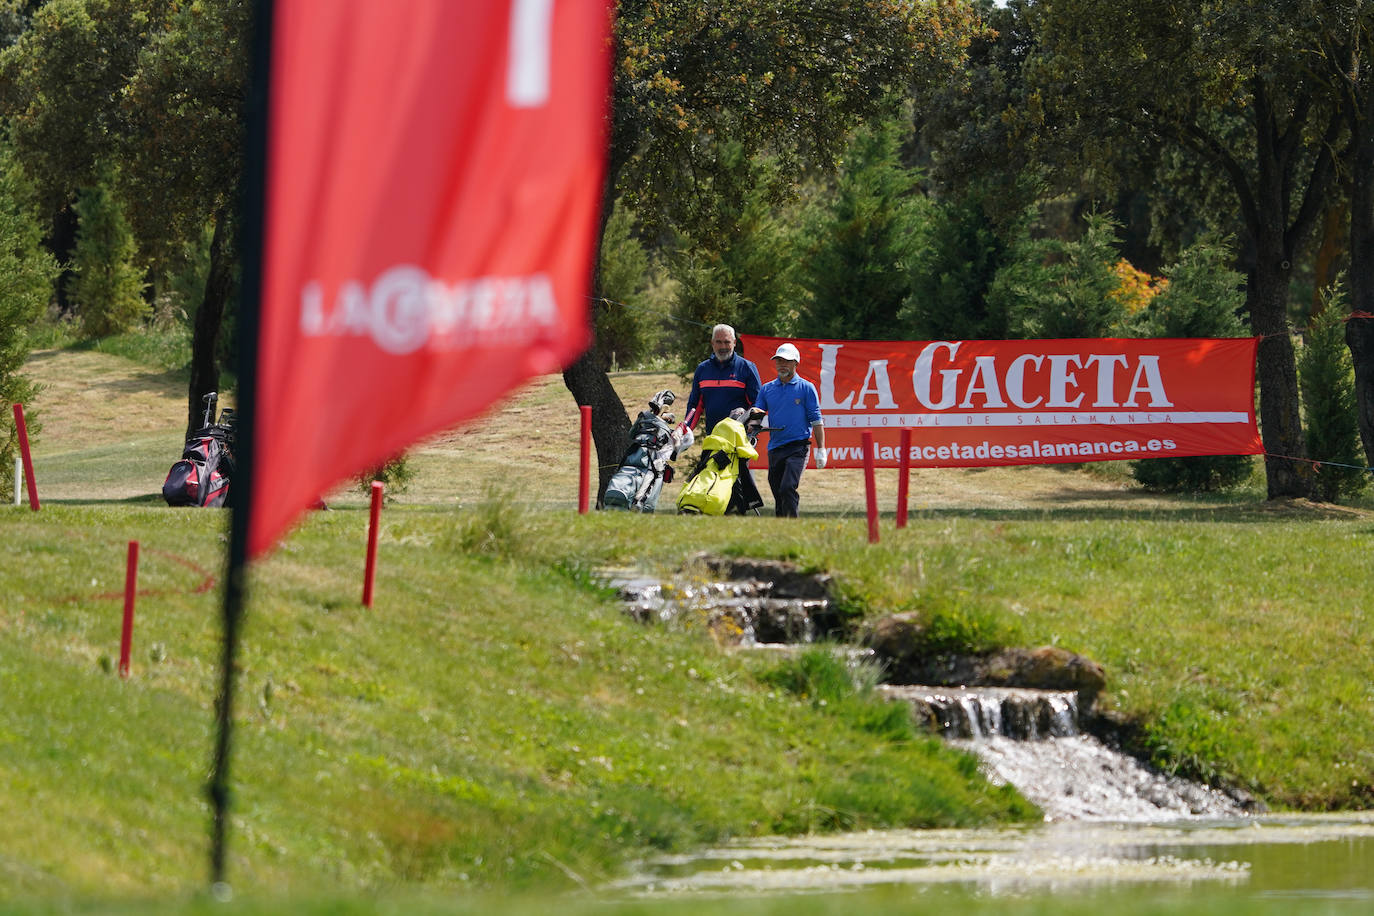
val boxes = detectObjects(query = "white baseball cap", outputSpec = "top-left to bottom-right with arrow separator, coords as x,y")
772,343 -> 801,362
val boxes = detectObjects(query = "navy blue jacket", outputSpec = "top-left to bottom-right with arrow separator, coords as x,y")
685,353 -> 762,431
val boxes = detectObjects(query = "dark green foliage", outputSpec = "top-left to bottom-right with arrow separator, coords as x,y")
1130,455 -> 1253,493
665,147 -> 800,368
68,177 -> 147,338
1129,240 -> 1253,492
1128,239 -> 1247,338
0,145 -> 59,490
795,123 -> 925,340
990,212 -> 1128,339
667,257 -> 745,372
594,201 -> 652,371
901,188 -> 1015,340
1299,286 -> 1368,502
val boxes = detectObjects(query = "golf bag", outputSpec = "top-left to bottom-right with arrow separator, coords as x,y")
604,389 -> 692,512
162,392 -> 237,508
676,414 -> 760,515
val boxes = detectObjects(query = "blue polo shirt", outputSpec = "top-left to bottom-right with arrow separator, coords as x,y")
685,353 -> 761,431
755,375 -> 822,451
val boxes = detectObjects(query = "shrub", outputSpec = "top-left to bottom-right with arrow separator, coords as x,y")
356,455 -> 413,498
989,212 -> 1129,339
68,176 -> 148,338
1128,239 -> 1254,492
1299,283 -> 1367,502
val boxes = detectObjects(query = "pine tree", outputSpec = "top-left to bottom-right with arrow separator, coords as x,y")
1129,240 -> 1254,492
990,212 -> 1129,339
795,123 -> 925,340
900,188 -> 1014,341
69,177 -> 147,338
1299,283 -> 1366,502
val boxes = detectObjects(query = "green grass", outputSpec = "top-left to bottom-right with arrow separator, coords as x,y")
1,504 -> 1038,903
5,331 -> 1372,912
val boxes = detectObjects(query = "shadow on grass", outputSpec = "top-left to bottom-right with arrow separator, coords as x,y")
45,493 -> 174,506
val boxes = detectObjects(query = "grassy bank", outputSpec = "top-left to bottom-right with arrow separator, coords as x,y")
4,344 -> 1371,909
1,504 -> 1035,901
3,498 -> 1372,901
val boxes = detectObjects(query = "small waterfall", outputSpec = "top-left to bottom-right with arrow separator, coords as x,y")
608,571 -> 827,647
881,685 -> 1080,740
606,561 -> 1253,824
882,685 -> 1249,822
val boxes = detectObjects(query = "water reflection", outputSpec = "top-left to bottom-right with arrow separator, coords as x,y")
615,813 -> 1374,898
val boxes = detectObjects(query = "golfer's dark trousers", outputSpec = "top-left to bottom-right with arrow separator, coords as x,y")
767,440 -> 809,518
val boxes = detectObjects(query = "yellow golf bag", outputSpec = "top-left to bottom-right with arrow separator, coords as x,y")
676,417 -> 759,515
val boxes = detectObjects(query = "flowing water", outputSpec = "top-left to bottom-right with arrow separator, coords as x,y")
613,814 -> 1374,898
880,685 -> 1252,821
606,568 -> 1374,899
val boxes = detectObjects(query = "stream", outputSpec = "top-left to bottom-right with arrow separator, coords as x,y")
605,562 -> 1374,899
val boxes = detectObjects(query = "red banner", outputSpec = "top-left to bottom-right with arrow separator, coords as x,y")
739,336 -> 1261,468
248,0 -> 611,556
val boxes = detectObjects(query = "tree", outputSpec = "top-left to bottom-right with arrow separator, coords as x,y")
900,186 -> 1016,341
1309,3 -> 1374,468
1128,239 -> 1255,492
0,144 -> 59,491
1017,0 -> 1347,498
1300,282 -> 1366,502
564,0 -> 981,500
68,175 -> 147,337
989,212 -> 1129,339
595,200 -> 653,372
0,0 -> 249,437
663,143 -> 801,368
795,121 -> 925,340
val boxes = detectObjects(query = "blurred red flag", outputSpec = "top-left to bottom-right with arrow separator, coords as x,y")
248,0 -> 611,557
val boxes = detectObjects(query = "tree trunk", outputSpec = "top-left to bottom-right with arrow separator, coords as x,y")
561,172 -> 631,506
1250,254 -> 1314,498
1347,67 -> 1374,468
186,211 -> 234,439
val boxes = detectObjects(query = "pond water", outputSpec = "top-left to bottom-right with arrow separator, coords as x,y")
615,813 -> 1374,899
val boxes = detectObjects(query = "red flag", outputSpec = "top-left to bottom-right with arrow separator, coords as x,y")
249,0 -> 611,557
740,335 -> 1262,468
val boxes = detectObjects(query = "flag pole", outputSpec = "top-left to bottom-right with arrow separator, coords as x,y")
208,0 -> 274,890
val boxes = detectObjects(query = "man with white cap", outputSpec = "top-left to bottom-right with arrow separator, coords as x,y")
749,342 -> 826,517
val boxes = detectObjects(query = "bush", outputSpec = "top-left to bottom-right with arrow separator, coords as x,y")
68,177 -> 148,338
1299,283 -> 1367,502
900,186 -> 1014,340
989,212 -> 1129,339
594,200 -> 652,371
356,455 -> 413,498
1128,239 -> 1254,492
795,121 -> 925,340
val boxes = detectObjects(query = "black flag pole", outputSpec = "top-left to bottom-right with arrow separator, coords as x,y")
208,0 -> 274,889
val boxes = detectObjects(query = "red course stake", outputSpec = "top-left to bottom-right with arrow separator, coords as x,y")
119,541 -> 139,679
578,405 -> 592,514
862,430 -> 879,544
12,403 -> 39,511
896,427 -> 911,529
363,480 -> 384,608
